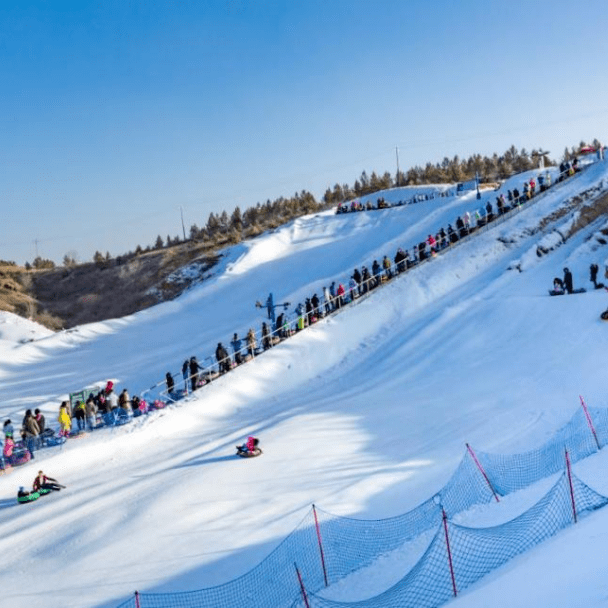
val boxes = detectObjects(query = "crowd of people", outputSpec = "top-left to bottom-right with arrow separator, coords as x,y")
160,164 -> 585,402
1,380 -> 167,470
0,162 -> 588,471
336,161 -> 582,216
336,190 -> 455,214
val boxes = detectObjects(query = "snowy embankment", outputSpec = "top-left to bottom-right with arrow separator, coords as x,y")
1,161 -> 608,608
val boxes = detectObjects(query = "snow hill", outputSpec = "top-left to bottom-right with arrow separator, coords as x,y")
2,160 -> 608,608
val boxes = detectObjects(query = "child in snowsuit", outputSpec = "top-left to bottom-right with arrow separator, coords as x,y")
3,435 -> 15,465
58,404 -> 71,438
237,436 -> 260,455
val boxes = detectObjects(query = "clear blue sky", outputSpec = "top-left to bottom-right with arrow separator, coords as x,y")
2,0 -> 607,264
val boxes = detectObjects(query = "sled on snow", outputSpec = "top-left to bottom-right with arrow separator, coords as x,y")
548,288 -> 586,296
236,446 -> 263,458
17,487 -> 53,504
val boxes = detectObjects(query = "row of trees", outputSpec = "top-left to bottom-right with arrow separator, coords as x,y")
31,139 -> 601,269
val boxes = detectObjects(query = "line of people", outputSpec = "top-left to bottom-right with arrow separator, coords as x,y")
157,162 -> 587,401
336,190 -> 454,214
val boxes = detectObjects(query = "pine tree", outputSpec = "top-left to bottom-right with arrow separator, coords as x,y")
93,251 -> 105,267
206,212 -> 220,237
189,224 -> 200,240
155,235 -> 164,249
230,207 -> 243,231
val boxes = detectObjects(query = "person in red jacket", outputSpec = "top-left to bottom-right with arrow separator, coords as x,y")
33,471 -> 63,492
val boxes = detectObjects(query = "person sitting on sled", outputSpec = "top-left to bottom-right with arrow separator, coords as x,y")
237,436 -> 259,454
553,277 -> 565,294
18,486 -> 32,499
33,471 -> 63,493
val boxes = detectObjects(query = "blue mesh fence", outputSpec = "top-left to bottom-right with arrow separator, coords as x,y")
114,403 -> 608,608
314,498 -> 441,584
435,449 -> 497,516
476,406 -> 606,496
302,473 -> 608,607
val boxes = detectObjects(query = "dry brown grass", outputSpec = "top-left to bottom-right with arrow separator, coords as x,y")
0,242 -> 220,329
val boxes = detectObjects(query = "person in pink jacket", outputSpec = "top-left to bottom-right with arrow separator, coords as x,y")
236,436 -> 260,455
3,435 -> 15,464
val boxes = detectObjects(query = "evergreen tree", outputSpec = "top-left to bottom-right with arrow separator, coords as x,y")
155,235 -> 164,249
189,224 -> 200,240
230,207 -> 243,231
219,210 -> 229,233
206,212 -> 220,237
93,251 -> 105,267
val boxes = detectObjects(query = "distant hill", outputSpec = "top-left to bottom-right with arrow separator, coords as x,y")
0,241 -> 219,330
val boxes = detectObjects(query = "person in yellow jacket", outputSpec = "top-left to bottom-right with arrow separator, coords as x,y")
58,403 -> 71,438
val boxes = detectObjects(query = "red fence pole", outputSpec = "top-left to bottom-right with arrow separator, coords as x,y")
442,510 -> 458,597
294,563 -> 311,608
134,591 -> 141,608
580,395 -> 601,451
565,449 -> 577,523
312,504 -> 329,587
466,443 -> 500,502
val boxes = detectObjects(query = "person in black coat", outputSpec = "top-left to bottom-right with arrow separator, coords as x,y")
189,356 -> 200,392
166,372 -> 175,396
361,267 -> 371,293
311,293 -> 320,318
590,263 -> 599,288
394,248 -> 407,273
182,359 -> 190,393
563,268 -> 573,294
485,201 -> 494,221
216,343 -> 230,374
456,216 -> 466,237
262,322 -> 272,350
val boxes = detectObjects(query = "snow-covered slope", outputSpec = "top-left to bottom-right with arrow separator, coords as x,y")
2,161 -> 608,608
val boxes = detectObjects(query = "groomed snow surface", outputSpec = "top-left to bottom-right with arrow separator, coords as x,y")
2,162 -> 608,608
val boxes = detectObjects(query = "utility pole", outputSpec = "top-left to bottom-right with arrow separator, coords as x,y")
180,206 -> 186,241
395,146 -> 400,187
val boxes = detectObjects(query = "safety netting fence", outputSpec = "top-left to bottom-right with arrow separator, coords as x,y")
115,398 -> 608,608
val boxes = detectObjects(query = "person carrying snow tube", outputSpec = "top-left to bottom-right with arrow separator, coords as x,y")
33,471 -> 64,493
236,436 -> 262,457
